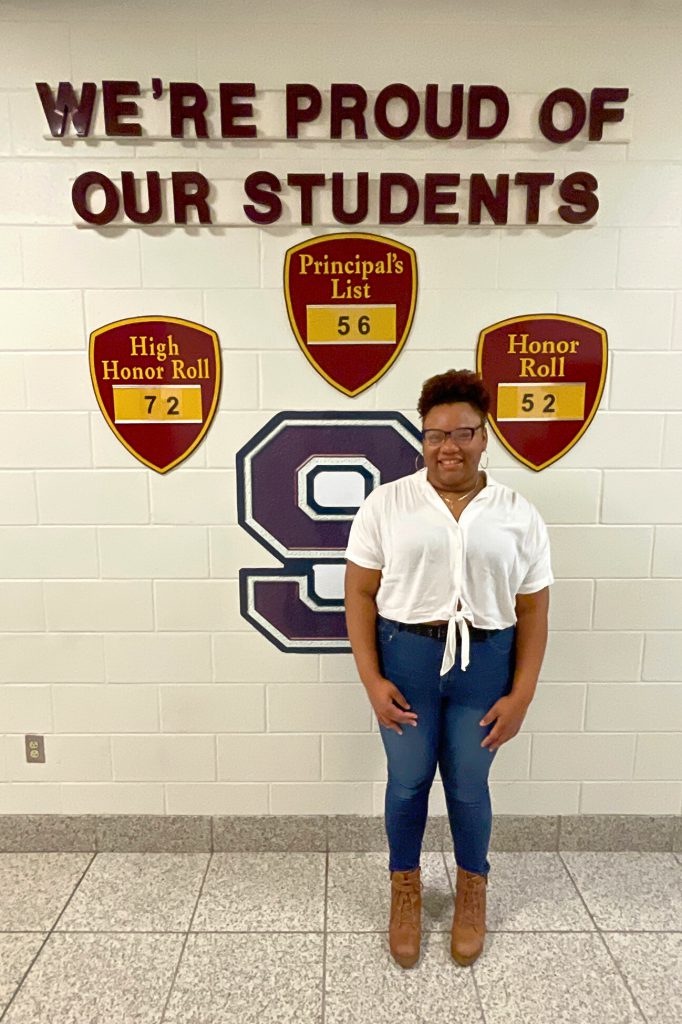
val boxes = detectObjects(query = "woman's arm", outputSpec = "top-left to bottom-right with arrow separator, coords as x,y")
480,586 -> 550,751
343,560 -> 383,687
344,560 -> 418,734
510,586 -> 550,708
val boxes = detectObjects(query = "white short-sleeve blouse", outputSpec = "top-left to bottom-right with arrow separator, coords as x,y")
345,467 -> 553,675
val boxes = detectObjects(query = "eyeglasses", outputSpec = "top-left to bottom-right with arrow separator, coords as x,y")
421,425 -> 484,446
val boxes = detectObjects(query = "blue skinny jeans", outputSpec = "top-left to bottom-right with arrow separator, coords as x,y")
376,615 -> 516,876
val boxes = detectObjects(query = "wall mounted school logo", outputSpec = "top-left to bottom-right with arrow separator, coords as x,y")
477,314 -> 607,471
90,316 -> 221,473
236,411 -> 421,652
284,233 -> 417,397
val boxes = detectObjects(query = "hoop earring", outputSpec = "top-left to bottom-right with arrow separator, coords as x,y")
480,450 -> 489,470
415,453 -> 424,471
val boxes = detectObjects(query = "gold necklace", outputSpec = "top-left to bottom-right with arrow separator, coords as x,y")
435,474 -> 481,508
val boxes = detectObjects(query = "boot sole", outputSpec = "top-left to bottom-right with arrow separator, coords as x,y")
450,946 -> 482,967
392,951 -> 419,969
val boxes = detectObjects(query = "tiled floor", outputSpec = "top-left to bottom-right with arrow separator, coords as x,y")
0,850 -> 681,1023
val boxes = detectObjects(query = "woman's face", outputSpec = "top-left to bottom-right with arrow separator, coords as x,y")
422,401 -> 487,490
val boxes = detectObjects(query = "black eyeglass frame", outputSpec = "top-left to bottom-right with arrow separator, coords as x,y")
420,424 -> 485,445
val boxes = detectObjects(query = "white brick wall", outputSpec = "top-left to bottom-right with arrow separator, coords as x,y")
165,783 -> 268,815
150,470 -> 237,524
0,96 -> 10,157
267,685 -> 372,733
52,683 -> 159,732
0,290 -> 82,350
547,581 -> 593,630
0,583 -> 45,630
585,684 -> 682,732
548,526 -> 653,577
24,354 -> 96,410
154,580 -> 242,631
104,633 -> 212,683
653,527 -> 682,576
0,685 -> 52,732
0,354 -> 26,408
7,735 -> 113,782
594,580 -> 682,629
0,229 -> 22,286
0,413 -> 91,467
618,229 -> 682,289
37,471 -> 149,523
0,0 -> 680,818
99,526 -> 209,578
162,684 -> 265,734
218,734 -> 321,781
498,230 -> 619,290
0,526 -> 98,577
610,353 -> 682,410
22,228 -> 141,289
111,735 -> 215,781
0,473 -> 38,523
603,471 -> 682,523
43,580 -> 154,631
662,415 -> 682,465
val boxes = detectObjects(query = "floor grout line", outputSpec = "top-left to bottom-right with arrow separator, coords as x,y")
158,850 -> 213,1024
557,850 -> 649,1024
0,851 -> 98,1024
320,851 -> 329,1024
443,849 -> 489,1024
3,927 -> 682,935
3,851 -> 682,1022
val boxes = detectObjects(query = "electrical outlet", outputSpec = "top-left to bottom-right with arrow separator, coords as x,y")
25,735 -> 45,764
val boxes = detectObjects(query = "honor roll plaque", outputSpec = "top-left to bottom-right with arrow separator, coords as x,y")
477,314 -> 607,471
90,316 -> 221,473
284,232 -> 417,397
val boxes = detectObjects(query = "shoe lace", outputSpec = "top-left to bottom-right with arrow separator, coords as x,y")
392,874 -> 421,928
459,872 -> 485,925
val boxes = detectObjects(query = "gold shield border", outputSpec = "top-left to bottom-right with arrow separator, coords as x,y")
284,232 -> 418,397
89,315 -> 222,474
476,313 -> 608,472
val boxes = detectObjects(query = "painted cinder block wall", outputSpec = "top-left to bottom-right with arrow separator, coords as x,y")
0,0 -> 681,817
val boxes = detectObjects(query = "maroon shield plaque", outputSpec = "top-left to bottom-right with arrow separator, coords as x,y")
284,232 -> 417,397
477,314 -> 607,471
90,316 -> 221,473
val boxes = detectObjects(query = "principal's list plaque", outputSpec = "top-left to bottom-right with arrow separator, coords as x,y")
284,232 -> 417,397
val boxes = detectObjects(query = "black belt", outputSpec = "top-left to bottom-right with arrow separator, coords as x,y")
391,620 -> 498,642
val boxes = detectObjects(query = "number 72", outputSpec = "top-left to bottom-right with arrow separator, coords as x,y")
144,394 -> 181,415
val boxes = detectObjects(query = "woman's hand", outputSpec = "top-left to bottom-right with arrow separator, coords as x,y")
365,677 -> 418,735
479,694 -> 529,751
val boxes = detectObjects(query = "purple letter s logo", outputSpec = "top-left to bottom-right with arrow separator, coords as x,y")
236,411 -> 421,652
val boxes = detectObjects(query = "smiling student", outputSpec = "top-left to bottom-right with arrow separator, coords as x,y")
344,368 -> 553,969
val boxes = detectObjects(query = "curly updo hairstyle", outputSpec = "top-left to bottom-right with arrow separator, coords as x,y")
417,369 -> 490,421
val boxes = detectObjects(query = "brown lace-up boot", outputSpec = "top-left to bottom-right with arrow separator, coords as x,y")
451,866 -> 488,966
388,867 -> 422,968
